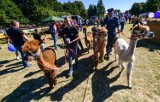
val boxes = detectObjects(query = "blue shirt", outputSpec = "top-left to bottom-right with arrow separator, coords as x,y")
104,17 -> 121,33
50,24 -> 56,34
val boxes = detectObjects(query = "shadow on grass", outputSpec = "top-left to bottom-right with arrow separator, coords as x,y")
0,59 -> 15,65
50,57 -> 94,101
48,44 -> 66,49
137,40 -> 160,52
24,70 -> 41,78
0,61 -> 24,76
5,61 -> 22,67
92,61 -> 129,102
56,56 -> 66,67
1,76 -> 51,102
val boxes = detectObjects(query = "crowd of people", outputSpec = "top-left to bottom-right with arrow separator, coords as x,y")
0,8 -> 149,77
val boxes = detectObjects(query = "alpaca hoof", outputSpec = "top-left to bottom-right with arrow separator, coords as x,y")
94,67 -> 98,71
49,84 -> 55,88
99,60 -> 103,63
118,72 -> 122,75
128,86 -> 132,89
120,67 -> 125,72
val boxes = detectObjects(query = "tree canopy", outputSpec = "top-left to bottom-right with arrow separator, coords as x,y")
0,0 -> 29,26
87,0 -> 105,18
129,0 -> 160,16
1,0 -> 160,26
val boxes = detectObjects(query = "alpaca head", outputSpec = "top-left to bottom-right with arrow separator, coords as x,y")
132,24 -> 154,39
97,27 -> 108,42
22,40 -> 41,61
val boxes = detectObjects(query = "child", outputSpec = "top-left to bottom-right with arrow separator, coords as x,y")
33,29 -> 46,51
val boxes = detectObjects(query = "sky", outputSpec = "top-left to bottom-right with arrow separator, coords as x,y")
58,0 -> 147,12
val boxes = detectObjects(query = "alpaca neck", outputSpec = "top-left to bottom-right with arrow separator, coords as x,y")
36,49 -> 56,72
84,31 -> 87,39
37,52 -> 45,65
126,39 -> 138,57
36,52 -> 53,72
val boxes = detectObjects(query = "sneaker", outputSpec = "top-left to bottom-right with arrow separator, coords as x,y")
55,46 -> 59,50
104,54 -> 108,58
24,64 -> 31,68
68,70 -> 73,76
104,54 -> 110,60
16,56 -> 20,60
106,56 -> 110,60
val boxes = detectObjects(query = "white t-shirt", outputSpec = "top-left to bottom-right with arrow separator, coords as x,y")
119,17 -> 126,23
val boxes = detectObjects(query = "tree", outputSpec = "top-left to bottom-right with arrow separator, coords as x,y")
0,0 -> 28,26
114,9 -> 121,13
97,0 -> 105,18
93,5 -> 98,16
63,2 -> 77,15
88,4 -> 96,18
145,0 -> 160,12
12,0 -> 69,23
52,1 -> 63,12
130,2 -> 145,16
74,1 -> 87,18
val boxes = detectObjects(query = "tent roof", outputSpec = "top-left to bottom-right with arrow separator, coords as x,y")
41,16 -> 64,22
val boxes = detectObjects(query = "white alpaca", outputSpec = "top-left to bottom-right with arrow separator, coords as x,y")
114,24 -> 154,88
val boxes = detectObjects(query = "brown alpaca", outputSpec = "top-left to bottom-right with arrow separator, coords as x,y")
83,26 -> 93,53
22,40 -> 57,88
82,25 -> 88,34
93,27 -> 108,70
85,32 -> 93,53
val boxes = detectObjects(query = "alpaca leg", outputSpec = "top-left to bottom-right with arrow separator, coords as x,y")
86,43 -> 89,54
50,70 -> 57,87
100,50 -> 104,61
88,42 -> 90,54
44,72 -> 53,88
114,47 -> 117,61
94,54 -> 98,70
118,60 -> 122,69
120,63 -> 125,73
94,59 -> 98,70
127,62 -> 134,88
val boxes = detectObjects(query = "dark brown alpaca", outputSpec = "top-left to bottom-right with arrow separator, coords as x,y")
22,40 -> 57,88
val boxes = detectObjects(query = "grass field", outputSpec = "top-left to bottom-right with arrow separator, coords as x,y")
0,23 -> 160,102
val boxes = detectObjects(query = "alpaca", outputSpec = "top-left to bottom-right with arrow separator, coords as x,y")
82,25 -> 87,34
114,24 -> 154,88
22,40 -> 57,88
82,26 -> 93,53
93,27 -> 108,70
85,32 -> 93,53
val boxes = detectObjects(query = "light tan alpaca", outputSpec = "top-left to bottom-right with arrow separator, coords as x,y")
114,24 -> 154,88
22,40 -> 57,88
93,27 -> 108,70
